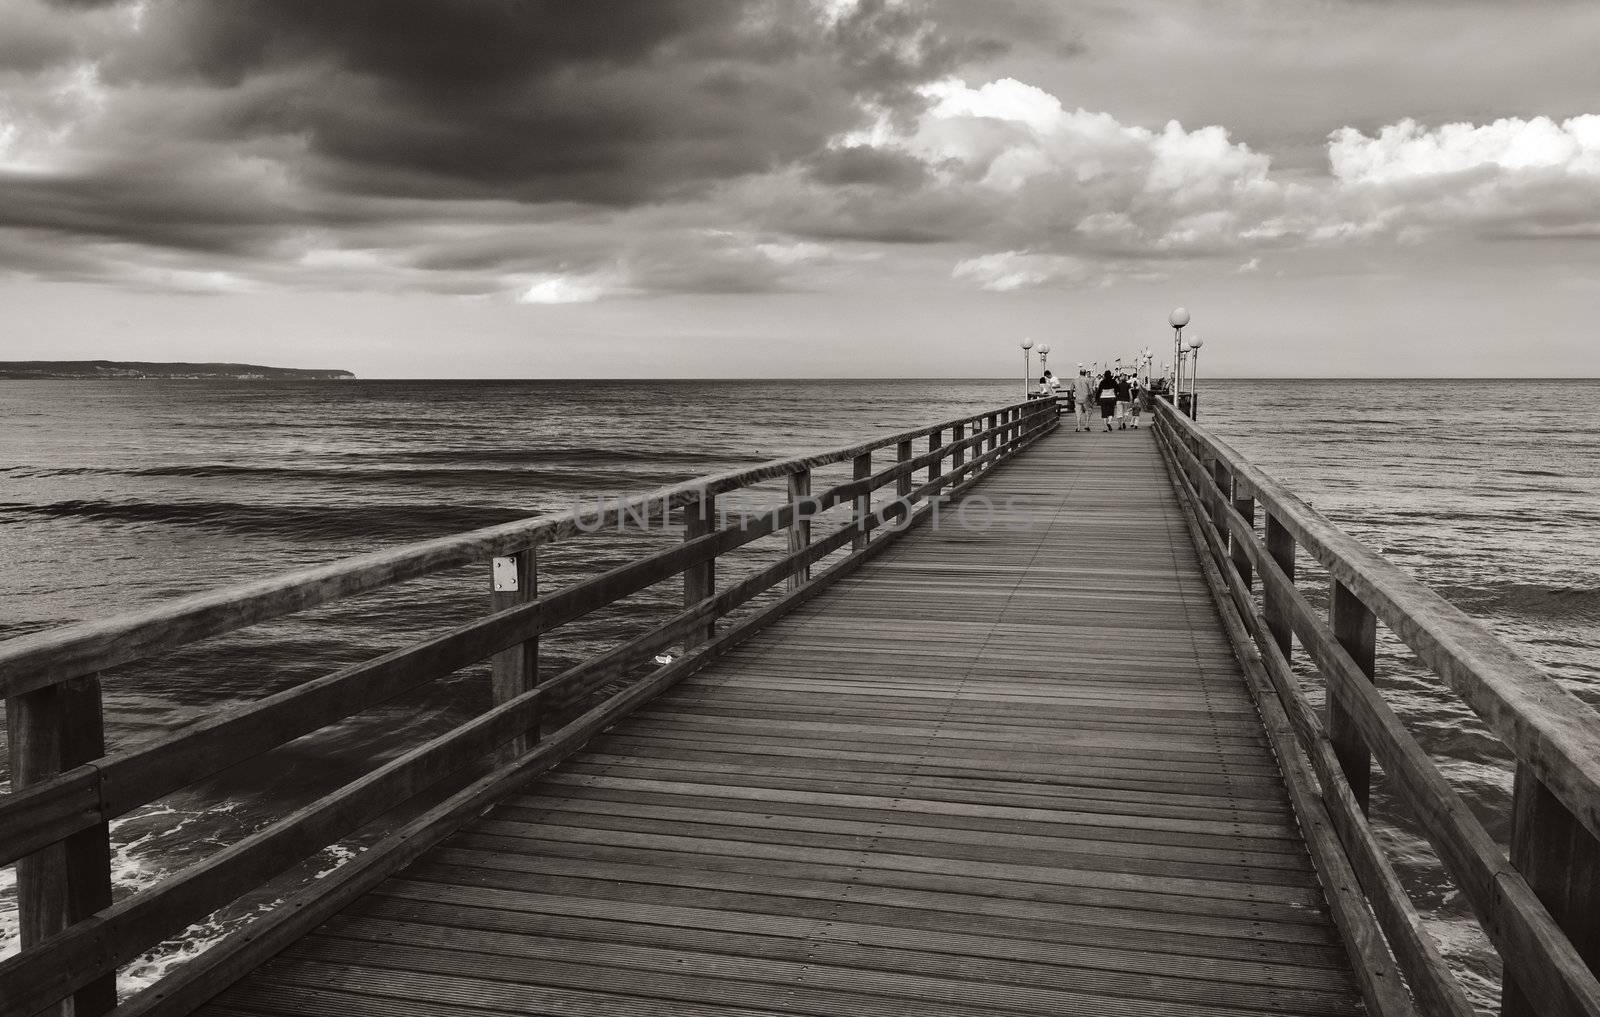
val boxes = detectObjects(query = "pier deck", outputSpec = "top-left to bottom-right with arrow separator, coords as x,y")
201,426 -> 1362,1017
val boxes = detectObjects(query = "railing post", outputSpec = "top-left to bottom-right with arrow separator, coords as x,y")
927,428 -> 943,492
7,677 -> 116,1017
787,469 -> 811,591
896,439 -> 914,503
1264,512 -> 1296,658
983,414 -> 995,463
1503,770 -> 1600,1017
1209,460 -> 1230,540
490,548 -> 539,757
684,489 -> 716,648
852,452 -> 872,551
1328,581 -> 1377,811
1232,479 -> 1256,589
951,422 -> 965,481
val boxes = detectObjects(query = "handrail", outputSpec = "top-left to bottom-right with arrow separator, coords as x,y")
1151,398 -> 1600,1017
0,396 -> 1046,700
0,396 -> 1060,1017
1157,400 -> 1600,845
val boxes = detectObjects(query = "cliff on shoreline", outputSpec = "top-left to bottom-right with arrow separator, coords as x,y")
0,360 -> 355,380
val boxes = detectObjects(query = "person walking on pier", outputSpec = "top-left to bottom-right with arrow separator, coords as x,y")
1096,370 -> 1119,432
1128,374 -> 1144,429
1114,370 -> 1132,430
1072,367 -> 1092,431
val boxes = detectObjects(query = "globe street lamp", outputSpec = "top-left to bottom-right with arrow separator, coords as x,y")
1020,338 -> 1034,400
1168,307 -> 1190,404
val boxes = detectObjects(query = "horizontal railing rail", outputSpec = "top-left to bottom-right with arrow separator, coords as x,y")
0,396 -> 1060,1017
1152,397 -> 1600,1017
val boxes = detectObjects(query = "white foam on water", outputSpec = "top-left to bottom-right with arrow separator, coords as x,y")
314,842 -> 366,879
0,798 -> 370,1000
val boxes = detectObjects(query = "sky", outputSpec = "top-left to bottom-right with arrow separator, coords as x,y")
1,0 -> 1597,378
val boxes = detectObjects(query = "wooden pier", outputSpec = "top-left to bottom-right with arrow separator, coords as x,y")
4,396 -> 1600,1017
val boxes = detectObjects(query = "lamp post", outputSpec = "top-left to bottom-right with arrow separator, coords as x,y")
1168,307 -> 1190,404
1020,338 -> 1034,400
1186,335 -> 1204,419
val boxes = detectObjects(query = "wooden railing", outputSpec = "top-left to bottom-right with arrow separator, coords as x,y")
0,396 -> 1060,1017
1152,398 -> 1600,1017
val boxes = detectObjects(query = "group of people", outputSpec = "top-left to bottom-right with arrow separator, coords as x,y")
1033,365 -> 1146,433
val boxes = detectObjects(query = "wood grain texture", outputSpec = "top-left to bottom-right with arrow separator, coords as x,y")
190,423 -> 1363,1017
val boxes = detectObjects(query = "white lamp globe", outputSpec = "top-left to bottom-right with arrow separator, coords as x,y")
1186,336 -> 1204,350
1169,307 -> 1191,329
1039,343 -> 1050,355
1021,338 -> 1034,350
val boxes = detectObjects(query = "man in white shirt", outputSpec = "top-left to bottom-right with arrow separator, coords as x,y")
1071,367 -> 1093,431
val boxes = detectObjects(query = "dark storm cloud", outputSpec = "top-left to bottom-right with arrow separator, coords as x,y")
0,0 -> 987,291
806,145 -> 931,188
83,0 -> 970,205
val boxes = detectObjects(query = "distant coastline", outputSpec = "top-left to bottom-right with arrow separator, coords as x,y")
0,360 -> 355,380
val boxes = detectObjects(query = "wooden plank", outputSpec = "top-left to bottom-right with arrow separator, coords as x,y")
415,849 -> 1345,945
382,869 -> 1350,966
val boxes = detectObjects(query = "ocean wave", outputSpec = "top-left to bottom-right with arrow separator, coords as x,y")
0,498 -> 530,541
1436,581 -> 1600,624
0,800 -> 253,972
1,461 -> 722,487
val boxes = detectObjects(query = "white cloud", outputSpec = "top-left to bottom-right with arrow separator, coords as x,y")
752,240 -> 833,265
907,82 -> 1600,286
829,76 -> 1299,262
1329,116 -> 1600,185
952,250 -> 1109,291
1326,115 -> 1600,238
516,273 -> 608,304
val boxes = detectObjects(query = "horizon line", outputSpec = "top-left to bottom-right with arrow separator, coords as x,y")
7,374 -> 1600,382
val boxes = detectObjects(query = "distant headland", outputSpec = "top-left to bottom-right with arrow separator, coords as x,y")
0,360 -> 355,380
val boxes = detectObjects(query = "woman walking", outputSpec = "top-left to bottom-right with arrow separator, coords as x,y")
1096,370 -> 1119,433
